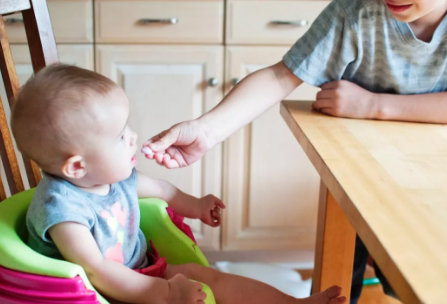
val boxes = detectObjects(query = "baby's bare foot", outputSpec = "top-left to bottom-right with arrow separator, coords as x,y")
300,286 -> 346,304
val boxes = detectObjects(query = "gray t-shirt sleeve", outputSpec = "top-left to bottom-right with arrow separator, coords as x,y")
283,0 -> 357,87
28,186 -> 95,244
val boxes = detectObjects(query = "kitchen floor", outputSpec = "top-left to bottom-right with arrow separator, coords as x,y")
297,266 -> 402,304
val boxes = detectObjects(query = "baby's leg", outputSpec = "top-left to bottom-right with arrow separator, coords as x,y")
165,264 -> 346,304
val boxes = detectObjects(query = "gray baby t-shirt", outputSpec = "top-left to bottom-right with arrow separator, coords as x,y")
27,169 -> 148,269
283,0 -> 447,94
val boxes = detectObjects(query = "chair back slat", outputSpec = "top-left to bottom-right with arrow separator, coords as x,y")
0,17 -> 26,196
0,16 -> 42,190
0,0 -> 30,16
0,172 -> 7,201
0,94 -> 24,196
0,0 -> 58,198
23,0 -> 58,72
0,17 -> 20,107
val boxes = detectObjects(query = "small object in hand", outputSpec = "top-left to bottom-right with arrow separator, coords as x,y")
212,206 -> 222,223
141,146 -> 154,156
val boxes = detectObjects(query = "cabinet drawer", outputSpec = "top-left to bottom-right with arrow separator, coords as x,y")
95,0 -> 224,43
4,0 -> 93,43
226,1 -> 329,45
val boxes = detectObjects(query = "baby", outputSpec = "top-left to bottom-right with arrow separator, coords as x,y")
11,64 -> 345,304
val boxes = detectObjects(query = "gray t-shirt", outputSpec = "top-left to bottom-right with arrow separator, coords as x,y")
27,169 -> 148,269
283,0 -> 447,94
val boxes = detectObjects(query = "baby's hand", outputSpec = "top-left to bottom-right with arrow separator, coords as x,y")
199,194 -> 225,227
167,274 -> 207,304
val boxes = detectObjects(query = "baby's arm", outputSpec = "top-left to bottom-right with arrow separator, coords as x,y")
49,222 -> 204,304
137,171 -> 224,226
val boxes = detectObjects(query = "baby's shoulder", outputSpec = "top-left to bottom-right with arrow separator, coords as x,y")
32,173 -> 76,202
28,173 -> 89,215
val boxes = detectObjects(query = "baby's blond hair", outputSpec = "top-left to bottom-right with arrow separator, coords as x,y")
11,63 -> 118,172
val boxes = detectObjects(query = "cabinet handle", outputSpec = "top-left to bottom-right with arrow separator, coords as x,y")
270,20 -> 308,27
5,18 -> 24,24
208,78 -> 219,87
138,18 -> 178,25
231,78 -> 240,86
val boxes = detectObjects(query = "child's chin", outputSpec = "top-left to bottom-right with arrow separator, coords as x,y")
107,170 -> 133,184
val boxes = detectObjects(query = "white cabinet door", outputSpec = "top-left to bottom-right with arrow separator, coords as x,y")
222,46 -> 320,251
96,45 -> 224,251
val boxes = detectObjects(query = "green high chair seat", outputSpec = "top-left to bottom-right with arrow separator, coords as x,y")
0,189 -> 216,304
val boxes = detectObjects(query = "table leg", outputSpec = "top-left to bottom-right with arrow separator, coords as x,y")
312,180 -> 356,302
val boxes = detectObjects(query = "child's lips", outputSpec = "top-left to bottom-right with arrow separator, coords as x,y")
131,155 -> 137,165
386,2 -> 412,13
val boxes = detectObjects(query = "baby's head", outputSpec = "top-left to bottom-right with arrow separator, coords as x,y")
12,64 -> 138,187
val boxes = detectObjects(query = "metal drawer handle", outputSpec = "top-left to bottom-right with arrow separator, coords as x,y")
208,78 -> 219,87
138,18 -> 178,25
231,78 -> 240,86
270,20 -> 308,27
5,18 -> 24,24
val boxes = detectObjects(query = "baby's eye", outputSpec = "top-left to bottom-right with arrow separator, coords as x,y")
120,134 -> 125,141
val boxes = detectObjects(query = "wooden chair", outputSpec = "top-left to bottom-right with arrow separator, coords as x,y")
0,0 -> 58,200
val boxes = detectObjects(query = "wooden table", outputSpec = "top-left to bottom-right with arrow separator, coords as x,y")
280,101 -> 447,304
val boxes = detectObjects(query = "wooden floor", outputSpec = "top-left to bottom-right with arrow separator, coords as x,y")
298,266 -> 402,304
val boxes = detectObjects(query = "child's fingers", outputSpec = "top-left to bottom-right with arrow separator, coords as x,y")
320,108 -> 336,117
147,128 -> 179,152
154,152 -> 165,164
313,99 -> 333,109
214,199 -> 226,209
212,209 -> 220,218
163,158 -> 180,169
161,154 -> 180,169
166,147 -> 188,168
197,290 -> 207,301
320,81 -> 339,90
210,215 -> 221,227
141,146 -> 155,159
144,153 -> 155,160
316,90 -> 333,100
211,209 -> 222,226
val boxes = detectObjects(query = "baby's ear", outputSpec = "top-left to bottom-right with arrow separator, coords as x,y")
61,155 -> 86,179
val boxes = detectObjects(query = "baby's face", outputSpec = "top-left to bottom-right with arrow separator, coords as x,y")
83,88 -> 139,185
383,0 -> 447,22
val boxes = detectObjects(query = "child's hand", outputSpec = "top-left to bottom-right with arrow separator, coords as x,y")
312,80 -> 380,119
199,194 -> 226,227
142,119 -> 214,169
167,274 -> 207,304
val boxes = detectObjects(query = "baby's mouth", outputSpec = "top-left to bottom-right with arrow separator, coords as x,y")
385,2 -> 413,13
131,155 -> 137,165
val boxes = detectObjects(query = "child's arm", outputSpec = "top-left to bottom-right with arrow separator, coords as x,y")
49,222 -> 206,304
313,80 -> 447,124
199,61 -> 302,144
137,172 -> 225,226
143,61 -> 302,168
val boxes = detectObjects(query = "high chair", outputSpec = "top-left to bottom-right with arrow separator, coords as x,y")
0,1 -> 216,303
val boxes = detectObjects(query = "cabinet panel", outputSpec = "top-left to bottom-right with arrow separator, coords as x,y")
226,1 -> 329,45
222,46 -> 320,251
4,0 -> 93,43
96,45 -> 224,250
95,0 -> 224,43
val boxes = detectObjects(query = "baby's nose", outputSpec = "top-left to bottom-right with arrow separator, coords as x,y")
130,133 -> 138,145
